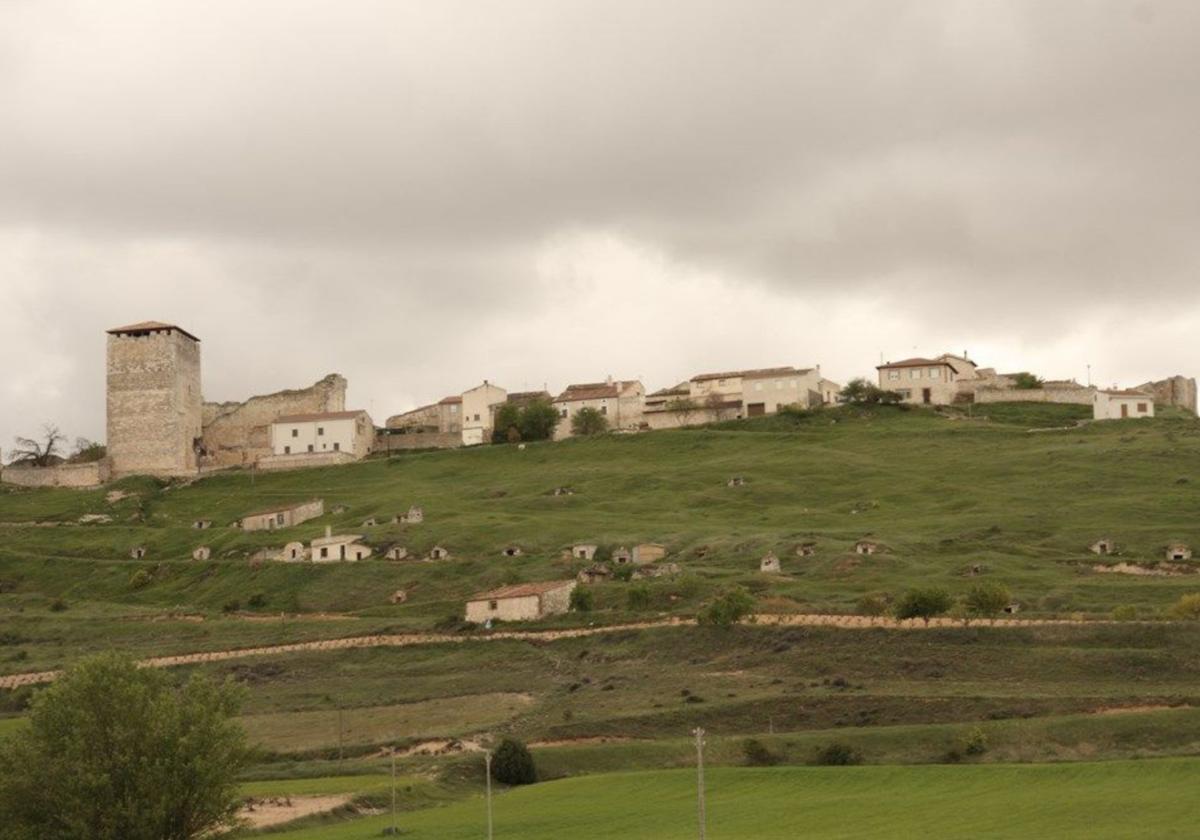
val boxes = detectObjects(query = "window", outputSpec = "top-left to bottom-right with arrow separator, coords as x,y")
888,370 -> 900,381
928,368 -> 941,379
317,427 -> 324,436
321,443 -> 327,450
333,442 -> 340,451
320,547 -> 328,559
560,409 -> 568,418
718,379 -> 726,386
276,513 -> 284,525
600,405 -> 608,415
489,600 -> 498,610
1138,403 -> 1148,413
776,380 -> 783,390
910,369 -> 921,379
450,405 -> 458,413
291,428 -> 298,438
307,444 -> 314,452
284,445 -> 290,454
896,389 -> 911,399
474,414 -> 480,421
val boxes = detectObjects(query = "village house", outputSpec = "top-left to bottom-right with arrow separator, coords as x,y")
643,365 -> 830,429
460,381 -> 508,445
1093,390 -> 1155,421
876,353 -> 979,405
310,526 -> 371,562
553,378 -> 646,440
239,499 -> 325,532
464,580 -> 577,623
266,410 -> 374,468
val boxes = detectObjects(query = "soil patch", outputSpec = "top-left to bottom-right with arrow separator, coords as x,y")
239,795 -> 352,829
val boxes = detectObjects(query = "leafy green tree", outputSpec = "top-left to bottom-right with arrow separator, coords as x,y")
518,399 -> 560,441
490,738 -> 537,786
569,587 -> 594,612
0,653 -> 247,840
68,438 -> 107,464
964,582 -> 1011,617
894,587 -> 954,624
571,407 -> 608,436
1012,372 -> 1044,390
839,378 -> 903,406
698,587 -> 755,627
492,403 -> 522,443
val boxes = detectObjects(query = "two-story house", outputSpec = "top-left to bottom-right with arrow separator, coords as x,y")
876,354 -> 979,405
553,378 -> 645,439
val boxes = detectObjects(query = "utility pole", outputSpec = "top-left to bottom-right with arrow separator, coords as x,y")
390,745 -> 398,835
485,751 -> 494,840
337,707 -> 344,771
694,727 -> 707,840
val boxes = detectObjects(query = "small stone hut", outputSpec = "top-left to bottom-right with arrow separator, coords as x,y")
362,517 -> 377,528
192,546 -> 211,561
612,546 -> 633,565
282,541 -> 306,562
571,543 -> 598,561
1090,538 -> 1116,556
429,545 -> 450,560
727,476 -> 746,487
192,519 -> 212,530
130,546 -> 146,559
759,552 -> 781,573
389,589 -> 408,604
465,580 -> 577,624
855,540 -> 879,555
632,543 -> 666,565
395,505 -> 424,524
239,499 -> 325,532
502,545 -> 523,557
1166,542 -> 1193,561
385,545 -> 409,561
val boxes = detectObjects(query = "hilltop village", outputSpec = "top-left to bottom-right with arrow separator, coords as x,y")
0,320 -> 1195,492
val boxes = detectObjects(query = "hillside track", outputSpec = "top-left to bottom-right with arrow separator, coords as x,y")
0,612 -> 1149,690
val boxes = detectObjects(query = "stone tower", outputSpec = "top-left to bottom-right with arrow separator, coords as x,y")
106,321 -> 202,477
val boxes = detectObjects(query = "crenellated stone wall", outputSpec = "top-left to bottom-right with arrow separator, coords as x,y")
200,374 -> 347,467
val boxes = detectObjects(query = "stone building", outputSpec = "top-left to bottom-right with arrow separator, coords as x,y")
461,381 -> 508,446
106,321 -> 202,478
311,526 -> 371,562
643,365 -> 830,429
632,543 -> 667,565
268,410 -> 374,460
1093,390 -> 1154,421
200,374 -> 347,468
553,378 -> 645,440
464,580 -> 576,623
876,353 -> 978,406
1136,375 -> 1197,414
239,499 -> 324,531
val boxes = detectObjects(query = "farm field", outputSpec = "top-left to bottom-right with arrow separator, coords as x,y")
255,759 -> 1200,839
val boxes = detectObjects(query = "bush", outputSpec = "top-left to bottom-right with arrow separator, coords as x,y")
569,588 -> 594,612
570,407 -> 608,436
894,587 -> 954,623
856,593 -> 890,616
963,726 -> 989,756
129,569 -> 154,590
1111,604 -> 1138,621
814,742 -> 862,766
247,593 -> 268,610
1170,594 -> 1200,620
742,738 -> 779,766
964,582 -> 1011,617
222,600 -> 241,614
612,565 -> 634,582
490,738 -> 537,786
626,584 -> 652,611
839,378 -> 903,406
698,587 -> 755,627
49,598 -> 68,613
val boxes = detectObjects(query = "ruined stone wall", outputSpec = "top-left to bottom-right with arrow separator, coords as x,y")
0,459 -> 111,488
1136,376 -> 1197,414
107,330 -> 202,478
975,385 -> 1095,405
200,374 -> 346,467
386,403 -> 440,431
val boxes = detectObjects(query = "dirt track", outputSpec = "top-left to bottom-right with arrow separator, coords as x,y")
0,612 -> 1139,690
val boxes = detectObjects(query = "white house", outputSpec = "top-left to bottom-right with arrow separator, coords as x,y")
270,410 -> 374,459
1094,390 -> 1154,420
310,525 -> 371,562
460,381 -> 508,445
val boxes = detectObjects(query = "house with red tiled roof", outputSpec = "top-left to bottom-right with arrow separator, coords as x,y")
552,377 -> 645,440
876,353 -> 979,405
1093,389 -> 1155,421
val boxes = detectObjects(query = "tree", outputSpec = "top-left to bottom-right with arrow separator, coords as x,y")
490,738 -> 537,786
491,403 -> 522,443
8,424 -> 66,467
894,587 -> 954,624
518,399 -> 560,441
0,653 -> 247,840
665,397 -> 698,426
963,582 -> 1011,617
705,393 -> 734,422
68,438 -> 106,464
571,407 -> 608,436
698,587 -> 755,627
839,378 -> 903,407
1012,372 -> 1043,390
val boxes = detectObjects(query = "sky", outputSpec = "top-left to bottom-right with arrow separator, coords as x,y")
2,0 -> 1199,452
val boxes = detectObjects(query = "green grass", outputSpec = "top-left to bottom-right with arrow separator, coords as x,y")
261,759 -> 1200,839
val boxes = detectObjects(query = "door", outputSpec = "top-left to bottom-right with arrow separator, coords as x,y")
1120,403 -> 1129,418
747,403 -> 766,417
922,388 -> 932,404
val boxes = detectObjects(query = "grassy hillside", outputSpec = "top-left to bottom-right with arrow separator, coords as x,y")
261,759 -> 1200,839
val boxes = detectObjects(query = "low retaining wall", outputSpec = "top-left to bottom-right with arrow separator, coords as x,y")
374,431 -> 461,451
256,451 -> 357,472
975,386 -> 1095,406
0,459 -> 110,488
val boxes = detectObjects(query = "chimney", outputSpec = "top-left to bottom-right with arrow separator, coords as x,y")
325,525 -> 332,538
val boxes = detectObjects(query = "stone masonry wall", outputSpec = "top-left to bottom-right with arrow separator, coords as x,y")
107,330 -> 202,478
201,374 -> 346,467
374,430 -> 462,451
975,385 -> 1096,405
0,459 -> 111,488
257,451 -> 355,472
1136,376 -> 1197,414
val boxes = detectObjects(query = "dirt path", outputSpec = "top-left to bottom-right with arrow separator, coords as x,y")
0,613 -> 1151,690
239,795 -> 352,829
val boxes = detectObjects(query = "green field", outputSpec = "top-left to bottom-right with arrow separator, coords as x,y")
259,759 -> 1200,839
3,404 -> 1200,835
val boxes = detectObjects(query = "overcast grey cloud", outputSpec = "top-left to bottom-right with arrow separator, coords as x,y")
2,0 -> 1198,449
